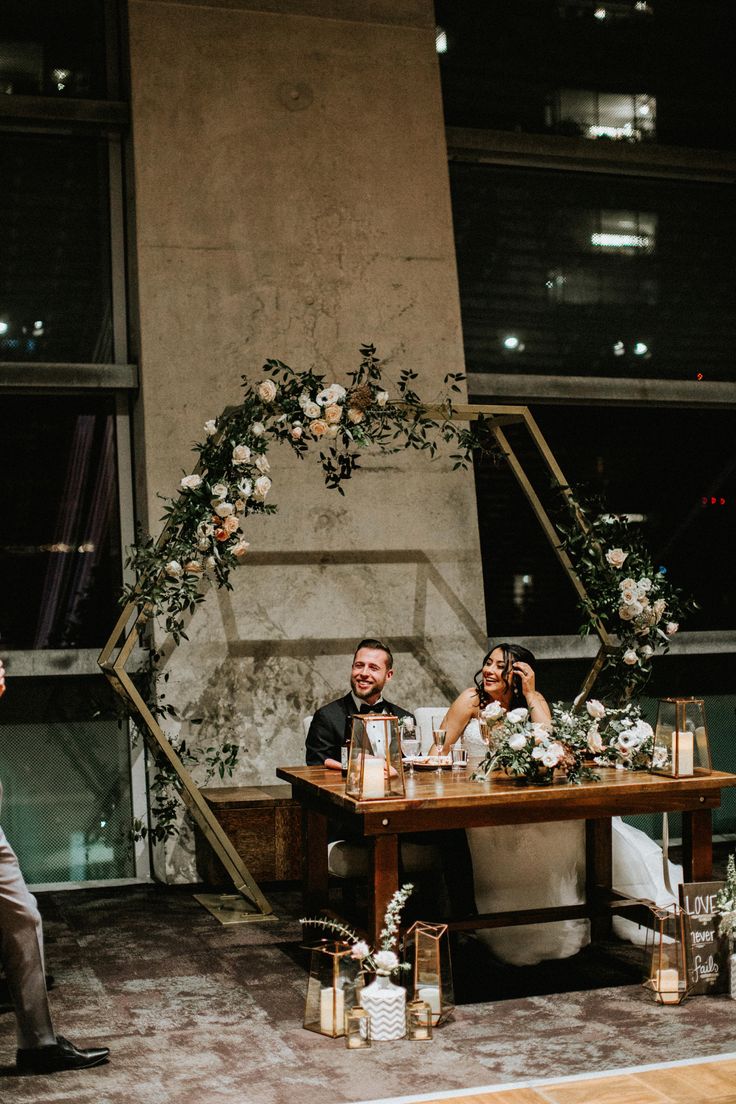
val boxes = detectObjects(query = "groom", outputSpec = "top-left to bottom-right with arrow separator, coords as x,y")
305,639 -> 476,919
306,638 -> 413,768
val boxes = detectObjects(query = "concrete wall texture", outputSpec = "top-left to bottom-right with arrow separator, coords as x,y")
127,0 -> 487,878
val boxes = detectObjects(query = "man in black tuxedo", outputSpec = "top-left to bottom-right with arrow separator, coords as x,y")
305,640 -> 476,919
306,638 -> 413,768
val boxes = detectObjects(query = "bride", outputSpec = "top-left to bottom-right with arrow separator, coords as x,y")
438,643 -> 681,966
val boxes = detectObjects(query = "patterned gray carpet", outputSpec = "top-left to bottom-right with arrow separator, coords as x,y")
1,881 -> 736,1104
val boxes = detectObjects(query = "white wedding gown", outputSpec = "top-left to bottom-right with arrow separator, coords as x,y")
462,719 -> 682,966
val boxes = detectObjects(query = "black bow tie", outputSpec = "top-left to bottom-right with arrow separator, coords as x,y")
359,702 -> 382,714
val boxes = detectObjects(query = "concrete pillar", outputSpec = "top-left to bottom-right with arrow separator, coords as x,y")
127,0 -> 486,878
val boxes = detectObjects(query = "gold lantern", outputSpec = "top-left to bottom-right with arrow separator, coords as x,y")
344,1006 -> 371,1049
403,921 -> 454,1026
345,713 -> 405,800
651,697 -> 712,779
303,940 -> 362,1037
406,999 -> 433,1041
643,905 -> 692,1005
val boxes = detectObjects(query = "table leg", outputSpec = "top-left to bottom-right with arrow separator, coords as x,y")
303,809 -> 329,914
682,808 -> 713,882
586,817 -> 612,940
369,835 -> 399,946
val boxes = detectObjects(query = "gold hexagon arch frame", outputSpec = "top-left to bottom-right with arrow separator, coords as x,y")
97,402 -> 613,921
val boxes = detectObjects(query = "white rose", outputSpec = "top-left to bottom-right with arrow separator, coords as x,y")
373,949 -> 398,974
540,743 -> 564,768
483,701 -> 505,720
257,379 -> 277,403
620,586 -> 637,606
237,478 -> 253,499
622,648 -> 638,666
290,424 -> 304,440
214,500 -> 235,517
507,732 -> 527,751
586,699 -> 606,720
376,390 -> 389,407
211,482 -> 228,499
587,728 -> 605,754
164,560 -> 182,578
302,401 -> 321,420
618,605 -> 635,621
324,404 -> 342,425
531,723 -> 550,744
204,419 -> 217,437
253,475 -> 271,500
347,407 -> 364,424
620,577 -> 637,590
184,560 -> 203,575
605,547 -> 628,569
255,454 -> 271,474
666,621 -> 679,635
298,390 -> 312,410
251,421 -> 266,437
350,940 -> 371,960
637,577 -> 652,593
639,644 -> 655,659
180,474 -> 202,491
506,707 -> 529,724
310,419 -> 329,438
232,444 -> 251,466
326,424 -> 339,438
230,539 -> 250,559
316,383 -> 346,407
206,555 -> 216,569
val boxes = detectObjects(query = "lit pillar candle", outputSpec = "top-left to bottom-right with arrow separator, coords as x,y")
361,758 -> 385,798
673,731 -> 694,776
319,986 -> 344,1034
654,968 -> 680,1004
417,985 -> 441,1023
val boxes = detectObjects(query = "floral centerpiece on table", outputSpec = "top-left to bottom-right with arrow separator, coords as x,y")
584,698 -> 655,771
474,696 -> 656,783
474,702 -> 598,785
300,883 -> 413,979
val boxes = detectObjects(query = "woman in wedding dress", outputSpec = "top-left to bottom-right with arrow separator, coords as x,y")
439,643 -> 681,966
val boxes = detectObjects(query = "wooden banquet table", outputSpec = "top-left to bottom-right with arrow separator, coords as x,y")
276,763 -> 736,944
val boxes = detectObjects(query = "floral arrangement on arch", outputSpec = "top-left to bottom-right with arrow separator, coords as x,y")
557,487 -> 695,702
300,883 -> 413,978
122,345 -> 495,643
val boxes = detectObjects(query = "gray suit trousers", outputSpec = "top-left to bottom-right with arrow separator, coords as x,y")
0,783 -> 55,1048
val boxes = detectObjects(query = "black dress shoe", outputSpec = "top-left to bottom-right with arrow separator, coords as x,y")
16,1035 -> 110,1074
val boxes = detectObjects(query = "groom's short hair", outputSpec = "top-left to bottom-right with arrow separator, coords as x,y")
353,638 -> 393,669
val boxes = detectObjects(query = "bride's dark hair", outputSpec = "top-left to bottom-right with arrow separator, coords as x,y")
474,642 -> 538,709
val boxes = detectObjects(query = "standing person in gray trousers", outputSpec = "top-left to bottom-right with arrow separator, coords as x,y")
0,661 -> 110,1074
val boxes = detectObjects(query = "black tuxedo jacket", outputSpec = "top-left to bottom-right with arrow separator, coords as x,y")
305,692 -> 414,766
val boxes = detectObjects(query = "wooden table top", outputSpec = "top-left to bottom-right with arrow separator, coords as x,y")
276,764 -> 736,830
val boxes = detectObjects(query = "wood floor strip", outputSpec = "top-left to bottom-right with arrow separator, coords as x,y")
359,1055 -> 736,1104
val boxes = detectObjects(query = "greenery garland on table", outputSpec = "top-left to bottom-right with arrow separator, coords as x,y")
557,487 -> 696,703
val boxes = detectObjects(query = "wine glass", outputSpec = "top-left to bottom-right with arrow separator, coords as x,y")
432,729 -> 447,774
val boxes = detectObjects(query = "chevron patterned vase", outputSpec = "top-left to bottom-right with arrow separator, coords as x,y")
359,975 -> 406,1041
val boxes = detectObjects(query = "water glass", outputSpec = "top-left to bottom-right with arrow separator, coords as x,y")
451,746 -> 468,771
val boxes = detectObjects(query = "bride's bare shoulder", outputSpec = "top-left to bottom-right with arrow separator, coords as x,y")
454,687 -> 480,712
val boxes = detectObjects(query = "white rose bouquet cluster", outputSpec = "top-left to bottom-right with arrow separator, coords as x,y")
300,883 -> 413,978
581,698 -> 655,771
475,702 -> 598,785
557,488 -> 695,702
